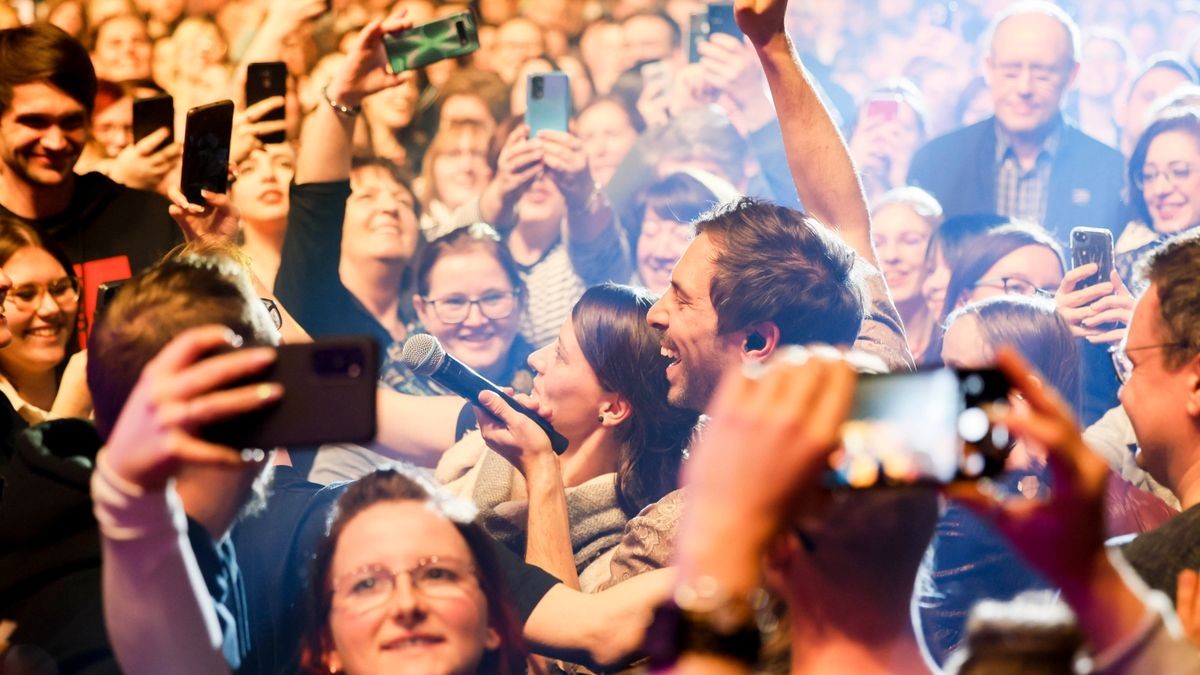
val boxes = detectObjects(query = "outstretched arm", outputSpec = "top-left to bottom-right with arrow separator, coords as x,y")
736,0 -> 875,266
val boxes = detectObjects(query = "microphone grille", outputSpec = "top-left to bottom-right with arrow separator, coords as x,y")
400,333 -> 446,376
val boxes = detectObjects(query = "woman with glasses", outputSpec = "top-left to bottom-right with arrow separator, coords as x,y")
1118,106 -> 1200,287
924,221 -> 1064,364
300,469 -> 529,675
0,218 -> 89,433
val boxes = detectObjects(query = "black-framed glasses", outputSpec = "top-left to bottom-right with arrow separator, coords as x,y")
1135,162 -> 1194,191
330,556 -> 478,616
1110,341 -> 1190,384
971,276 -> 1056,300
261,298 -> 283,330
423,290 -> 519,324
4,276 -> 81,312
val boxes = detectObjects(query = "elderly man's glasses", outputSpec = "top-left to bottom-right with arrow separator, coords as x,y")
4,277 -> 81,312
423,290 -> 519,324
331,556 -> 477,616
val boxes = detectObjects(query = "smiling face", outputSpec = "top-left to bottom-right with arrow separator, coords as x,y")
325,501 -> 499,675
414,249 -> 520,380
91,14 -> 153,83
525,317 -> 611,441
637,211 -> 694,295
1140,129 -> 1200,235
232,145 -> 294,228
872,203 -> 934,303
0,82 -> 88,188
0,247 -> 78,378
343,165 -> 420,264
921,242 -> 951,320
430,134 -> 491,211
986,12 -> 1076,136
647,232 -> 745,412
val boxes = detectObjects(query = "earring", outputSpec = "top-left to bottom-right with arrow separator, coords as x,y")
597,415 -> 604,423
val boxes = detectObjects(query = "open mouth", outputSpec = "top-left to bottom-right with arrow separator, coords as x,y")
382,635 -> 444,650
660,344 -> 680,366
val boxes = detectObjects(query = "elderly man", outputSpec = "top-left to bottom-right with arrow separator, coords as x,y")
907,1 -> 1125,243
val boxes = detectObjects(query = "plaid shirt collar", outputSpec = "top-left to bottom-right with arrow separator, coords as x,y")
994,114 -> 1064,166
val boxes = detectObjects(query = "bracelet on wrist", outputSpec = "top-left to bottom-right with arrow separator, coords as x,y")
321,84 -> 361,117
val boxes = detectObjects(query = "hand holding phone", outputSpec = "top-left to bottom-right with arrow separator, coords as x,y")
133,94 -> 174,150
1070,227 -> 1114,289
245,62 -> 288,144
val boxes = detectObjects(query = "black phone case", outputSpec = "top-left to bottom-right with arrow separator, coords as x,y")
245,62 -> 287,144
203,337 -> 379,449
132,94 -> 174,150
180,100 -> 235,205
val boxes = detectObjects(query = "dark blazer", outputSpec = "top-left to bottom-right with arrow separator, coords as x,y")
907,116 -> 1127,244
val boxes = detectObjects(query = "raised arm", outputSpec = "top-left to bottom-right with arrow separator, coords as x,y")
295,11 -> 413,185
736,0 -> 875,266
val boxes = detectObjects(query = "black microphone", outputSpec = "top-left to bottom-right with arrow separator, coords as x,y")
400,334 -> 569,455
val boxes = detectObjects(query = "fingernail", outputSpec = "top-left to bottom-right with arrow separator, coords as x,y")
226,330 -> 244,348
257,383 -> 283,400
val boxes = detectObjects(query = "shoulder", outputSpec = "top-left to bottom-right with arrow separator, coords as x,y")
1060,125 -> 1124,165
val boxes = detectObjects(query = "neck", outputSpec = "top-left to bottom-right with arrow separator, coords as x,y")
508,217 -> 561,265
896,296 -> 931,357
0,167 -> 74,219
241,221 -> 285,288
1004,121 -> 1055,168
1173,450 -> 1200,510
339,256 -> 408,339
557,429 -> 621,488
4,366 -> 58,411
789,627 -> 930,675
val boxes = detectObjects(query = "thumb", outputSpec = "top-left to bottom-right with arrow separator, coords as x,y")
477,390 -> 522,427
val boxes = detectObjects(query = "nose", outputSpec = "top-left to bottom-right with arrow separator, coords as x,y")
36,289 -> 65,317
41,125 -> 68,151
1014,67 -> 1035,95
461,301 -> 488,327
385,575 -> 426,625
877,238 -> 900,262
647,294 -> 668,331
528,344 -> 549,374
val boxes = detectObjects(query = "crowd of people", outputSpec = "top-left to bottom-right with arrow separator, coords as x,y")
3,0 -> 1200,673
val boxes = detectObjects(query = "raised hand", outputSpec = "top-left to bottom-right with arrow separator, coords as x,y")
537,129 -> 595,209
230,95 -> 288,166
108,127 -> 180,191
100,326 -> 282,492
168,186 -> 242,245
324,9 -> 415,109
733,0 -> 789,49
1055,266 -> 1134,346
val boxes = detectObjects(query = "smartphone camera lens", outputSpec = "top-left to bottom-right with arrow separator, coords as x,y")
962,373 -> 984,397
456,20 -> 468,46
531,76 -> 544,100
314,347 -> 365,378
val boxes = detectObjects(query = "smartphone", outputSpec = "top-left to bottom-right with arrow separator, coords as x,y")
180,100 -> 235,205
827,368 -> 1012,488
706,2 -> 743,39
245,61 -> 287,144
132,94 -> 174,150
1070,227 -> 1115,289
526,72 -> 570,135
94,279 -> 127,320
865,96 -> 901,123
382,10 -> 479,73
203,337 -> 379,449
687,11 -> 707,63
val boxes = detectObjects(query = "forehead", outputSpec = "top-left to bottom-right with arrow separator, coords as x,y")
1128,283 -> 1163,345
350,165 -> 408,192
671,232 -> 717,297
579,101 -> 631,128
4,81 -> 87,117
3,246 -> 68,280
873,204 -> 933,237
991,13 -> 1072,61
1146,130 -> 1200,162
332,500 -> 472,572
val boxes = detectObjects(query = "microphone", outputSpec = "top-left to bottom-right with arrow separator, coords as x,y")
401,334 -> 569,455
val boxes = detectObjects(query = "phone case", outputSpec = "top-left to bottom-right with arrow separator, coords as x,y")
687,12 -> 707,63
245,61 -> 287,144
1070,227 -> 1114,288
203,337 -> 379,449
382,11 -> 479,73
707,3 -> 743,38
132,94 -> 174,148
180,100 -> 235,205
526,72 -> 570,135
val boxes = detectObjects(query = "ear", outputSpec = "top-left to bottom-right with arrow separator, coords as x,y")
740,321 -> 780,363
599,392 -> 633,427
1186,354 -> 1200,419
484,626 -> 502,651
413,293 -> 430,323
983,55 -> 995,88
1063,61 -> 1080,90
